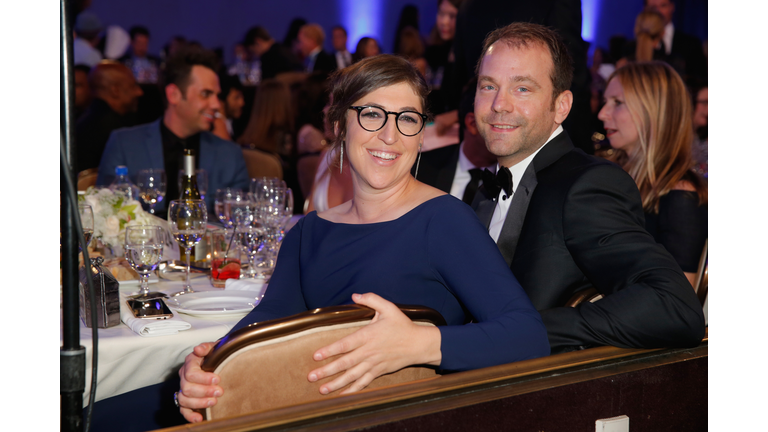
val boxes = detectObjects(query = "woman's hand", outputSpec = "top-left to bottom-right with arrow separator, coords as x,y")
177,342 -> 223,423
307,293 -> 442,395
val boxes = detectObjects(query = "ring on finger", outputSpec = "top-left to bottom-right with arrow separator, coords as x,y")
174,391 -> 181,408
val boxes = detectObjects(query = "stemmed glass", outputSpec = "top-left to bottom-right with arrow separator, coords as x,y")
124,225 -> 166,299
168,199 -> 208,296
78,204 -> 94,252
137,169 -> 166,215
233,202 -> 266,279
214,188 -> 246,230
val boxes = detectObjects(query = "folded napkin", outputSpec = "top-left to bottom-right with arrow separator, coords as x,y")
225,278 -> 268,299
120,293 -> 192,337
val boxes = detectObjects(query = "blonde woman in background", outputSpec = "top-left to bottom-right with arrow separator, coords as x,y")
598,61 -> 707,286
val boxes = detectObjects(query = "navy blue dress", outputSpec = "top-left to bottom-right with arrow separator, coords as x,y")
230,195 -> 549,371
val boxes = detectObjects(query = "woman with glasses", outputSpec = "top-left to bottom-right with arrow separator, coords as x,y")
176,55 -> 549,423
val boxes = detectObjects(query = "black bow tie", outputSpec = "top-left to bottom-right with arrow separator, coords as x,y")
482,167 -> 513,199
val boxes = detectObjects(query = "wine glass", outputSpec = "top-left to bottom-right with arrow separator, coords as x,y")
78,204 -> 94,252
214,188 -> 245,229
137,169 -> 166,215
249,177 -> 286,202
233,203 -> 267,279
168,199 -> 208,296
124,225 -> 166,299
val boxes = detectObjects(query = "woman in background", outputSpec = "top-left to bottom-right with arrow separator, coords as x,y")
598,61 -> 707,286
237,79 -> 294,157
352,37 -> 380,63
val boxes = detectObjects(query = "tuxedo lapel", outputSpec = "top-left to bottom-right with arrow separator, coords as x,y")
496,162 -> 537,266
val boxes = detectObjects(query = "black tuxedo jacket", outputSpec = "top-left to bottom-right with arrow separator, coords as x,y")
311,50 -> 338,75
473,131 -> 705,353
412,143 -> 461,193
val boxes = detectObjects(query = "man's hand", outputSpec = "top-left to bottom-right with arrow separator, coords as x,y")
307,293 -> 442,395
177,342 -> 223,423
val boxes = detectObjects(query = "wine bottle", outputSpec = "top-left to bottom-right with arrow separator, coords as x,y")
179,149 -> 201,200
178,149 -> 202,260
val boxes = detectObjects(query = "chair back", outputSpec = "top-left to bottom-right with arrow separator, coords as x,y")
242,148 -> 283,180
77,168 -> 99,191
694,239 -> 708,306
564,287 -> 603,307
201,304 -> 446,420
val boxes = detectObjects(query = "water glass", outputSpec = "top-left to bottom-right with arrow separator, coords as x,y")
124,225 -> 166,299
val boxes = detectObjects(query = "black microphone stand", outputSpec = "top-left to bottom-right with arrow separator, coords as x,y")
60,0 -> 85,430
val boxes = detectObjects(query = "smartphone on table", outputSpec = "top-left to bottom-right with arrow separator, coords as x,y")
127,298 -> 173,320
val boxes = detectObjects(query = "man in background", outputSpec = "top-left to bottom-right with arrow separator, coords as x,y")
120,25 -> 161,84
645,0 -> 707,83
97,46 -> 249,210
413,79 -> 496,204
244,26 -> 302,82
73,10 -> 103,67
76,62 -> 143,173
211,73 -> 245,141
331,25 -> 352,69
73,64 -> 92,120
297,23 -> 337,75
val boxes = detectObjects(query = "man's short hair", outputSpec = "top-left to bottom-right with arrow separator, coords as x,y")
332,25 -> 347,36
74,64 -> 92,75
161,46 -> 220,97
218,73 -> 243,101
244,26 -> 272,47
129,25 -> 150,40
301,24 -> 325,46
477,22 -> 573,105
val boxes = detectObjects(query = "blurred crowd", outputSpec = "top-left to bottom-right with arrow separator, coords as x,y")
71,0 -> 708,216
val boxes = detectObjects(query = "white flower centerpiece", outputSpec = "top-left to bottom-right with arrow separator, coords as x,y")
80,187 -> 156,251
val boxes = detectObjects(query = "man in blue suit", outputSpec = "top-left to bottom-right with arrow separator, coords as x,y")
97,46 -> 249,211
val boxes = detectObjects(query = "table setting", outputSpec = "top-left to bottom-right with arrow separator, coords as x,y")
69,177 -> 299,405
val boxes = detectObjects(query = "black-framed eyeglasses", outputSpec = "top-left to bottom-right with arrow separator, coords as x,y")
349,106 -> 428,137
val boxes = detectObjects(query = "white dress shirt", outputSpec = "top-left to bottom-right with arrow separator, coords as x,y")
489,126 -> 563,242
335,50 -> 352,69
448,142 -> 494,200
662,22 -> 674,55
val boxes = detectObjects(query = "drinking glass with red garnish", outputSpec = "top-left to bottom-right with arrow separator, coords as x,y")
209,228 -> 241,288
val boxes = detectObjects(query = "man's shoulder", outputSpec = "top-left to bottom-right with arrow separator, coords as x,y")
107,120 -> 159,143
201,132 -> 245,156
542,146 -> 625,181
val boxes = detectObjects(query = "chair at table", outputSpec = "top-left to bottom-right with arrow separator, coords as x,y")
565,288 -> 603,307
77,168 -> 99,191
242,148 -> 283,180
200,304 -> 446,420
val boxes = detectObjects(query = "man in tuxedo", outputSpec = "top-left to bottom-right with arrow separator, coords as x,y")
453,0 -> 594,155
96,46 -> 249,211
331,25 -> 353,69
472,22 -> 704,353
645,0 -> 707,84
244,26 -> 303,81
297,23 -> 337,75
76,62 -> 143,173
414,80 -> 496,204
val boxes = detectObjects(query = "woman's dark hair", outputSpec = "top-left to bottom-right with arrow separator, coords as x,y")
352,37 -> 380,63
325,54 -> 430,167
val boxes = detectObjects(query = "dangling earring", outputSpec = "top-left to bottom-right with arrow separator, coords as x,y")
339,142 -> 344,174
414,143 -> 423,179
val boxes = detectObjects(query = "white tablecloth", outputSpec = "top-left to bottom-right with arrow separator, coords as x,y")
74,277 -> 245,405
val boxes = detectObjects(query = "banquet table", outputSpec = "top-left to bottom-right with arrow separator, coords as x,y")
69,275 -> 254,406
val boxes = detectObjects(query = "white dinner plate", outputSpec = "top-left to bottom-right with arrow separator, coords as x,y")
165,291 -> 260,317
